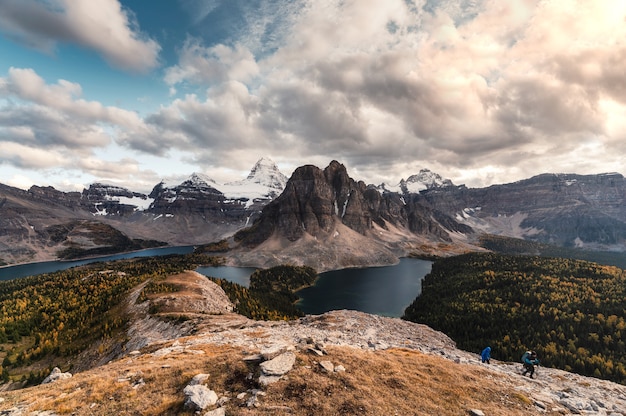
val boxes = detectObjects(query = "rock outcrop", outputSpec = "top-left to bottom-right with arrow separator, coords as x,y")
41,367 -> 72,384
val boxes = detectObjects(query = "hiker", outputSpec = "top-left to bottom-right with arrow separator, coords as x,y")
480,346 -> 491,364
521,350 -> 540,378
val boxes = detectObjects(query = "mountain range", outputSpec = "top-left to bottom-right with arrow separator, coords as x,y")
1,158 -> 626,270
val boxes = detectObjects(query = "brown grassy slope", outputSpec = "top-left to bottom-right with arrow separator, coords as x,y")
1,344 -> 551,416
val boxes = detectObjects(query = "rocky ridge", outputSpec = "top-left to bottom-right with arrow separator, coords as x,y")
378,168 -> 456,194
1,277 -> 625,415
419,172 -> 626,249
3,161 -> 626,270
230,161 -> 473,271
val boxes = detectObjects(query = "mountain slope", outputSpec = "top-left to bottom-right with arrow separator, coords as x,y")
1,277 -> 624,415
230,161 -> 474,271
0,159 -> 289,265
418,172 -> 626,250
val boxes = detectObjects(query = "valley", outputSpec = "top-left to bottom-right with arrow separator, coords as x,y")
2,160 -> 626,414
1,253 -> 626,415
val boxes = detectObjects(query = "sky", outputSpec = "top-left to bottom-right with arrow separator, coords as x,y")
1,0 -> 625,193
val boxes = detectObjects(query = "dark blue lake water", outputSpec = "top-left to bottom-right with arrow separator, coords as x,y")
195,258 -> 432,318
295,258 -> 431,317
0,246 -> 195,281
195,265 -> 259,286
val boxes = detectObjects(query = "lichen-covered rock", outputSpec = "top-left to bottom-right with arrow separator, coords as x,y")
41,367 -> 72,384
183,384 -> 218,411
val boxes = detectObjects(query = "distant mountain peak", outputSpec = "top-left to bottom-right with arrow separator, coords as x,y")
186,172 -> 218,186
222,157 -> 288,199
402,169 -> 454,192
378,168 -> 455,194
242,157 -> 287,186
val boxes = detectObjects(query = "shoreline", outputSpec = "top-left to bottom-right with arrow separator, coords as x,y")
0,244 -> 199,269
0,245 -> 198,282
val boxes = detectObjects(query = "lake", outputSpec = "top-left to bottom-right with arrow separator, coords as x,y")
296,258 -> 431,317
195,265 -> 259,286
0,246 -> 195,281
195,258 -> 432,318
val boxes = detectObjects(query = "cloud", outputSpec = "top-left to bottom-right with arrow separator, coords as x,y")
0,67 -> 150,149
0,0 -> 160,73
4,0 -> 626,190
0,67 -> 167,189
149,0 -> 626,186
180,0 -> 223,25
0,142 -> 70,169
164,40 -> 259,87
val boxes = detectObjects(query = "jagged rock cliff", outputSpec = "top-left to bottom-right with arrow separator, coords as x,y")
229,161 -> 473,271
235,161 -> 469,247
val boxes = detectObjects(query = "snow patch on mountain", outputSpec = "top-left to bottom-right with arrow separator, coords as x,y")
83,183 -> 154,213
378,169 -> 455,194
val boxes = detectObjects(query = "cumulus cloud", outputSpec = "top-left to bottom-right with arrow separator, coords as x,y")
0,67 -> 166,189
0,0 -> 160,72
164,40 -> 259,87
0,142 -> 70,169
0,67 -> 148,149
149,0 -> 626,186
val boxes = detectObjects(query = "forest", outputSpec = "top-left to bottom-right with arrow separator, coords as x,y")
0,253 -> 221,384
209,264 -> 318,320
403,252 -> 626,384
478,234 -> 626,269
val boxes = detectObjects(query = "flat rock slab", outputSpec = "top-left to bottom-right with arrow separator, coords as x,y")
260,351 -> 296,376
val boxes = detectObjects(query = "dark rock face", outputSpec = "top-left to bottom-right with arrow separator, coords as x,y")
149,176 -> 227,215
147,175 -> 255,227
418,173 -> 626,247
236,161 -> 468,247
29,185 -> 82,208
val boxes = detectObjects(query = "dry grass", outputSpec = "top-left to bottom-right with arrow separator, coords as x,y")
0,343 -> 563,416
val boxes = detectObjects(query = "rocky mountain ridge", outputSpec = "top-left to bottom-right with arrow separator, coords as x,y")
2,160 -> 626,270
0,158 -> 288,265
418,172 -> 626,250
377,168 -> 457,194
229,161 -> 474,271
1,275 -> 624,415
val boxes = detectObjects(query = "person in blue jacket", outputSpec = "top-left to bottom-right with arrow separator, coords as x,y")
521,350 -> 540,378
480,346 -> 491,364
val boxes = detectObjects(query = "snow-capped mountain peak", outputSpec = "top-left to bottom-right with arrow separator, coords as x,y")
185,172 -> 219,187
222,157 -> 288,199
403,169 -> 454,193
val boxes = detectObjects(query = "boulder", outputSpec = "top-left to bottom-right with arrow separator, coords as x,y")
259,352 -> 296,376
41,367 -> 72,384
183,384 -> 218,411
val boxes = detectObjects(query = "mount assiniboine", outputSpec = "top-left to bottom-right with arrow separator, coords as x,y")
1,158 -> 626,269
